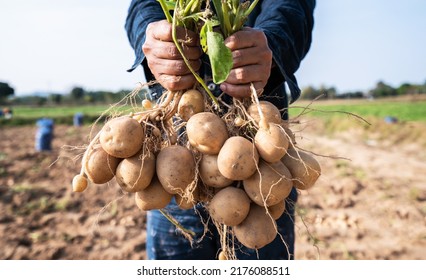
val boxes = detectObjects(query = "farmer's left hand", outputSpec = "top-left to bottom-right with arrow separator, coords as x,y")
220,27 -> 273,99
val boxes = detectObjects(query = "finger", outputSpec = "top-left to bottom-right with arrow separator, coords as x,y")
148,58 -> 201,76
225,65 -> 270,85
151,20 -> 199,46
231,47 -> 264,68
220,81 -> 264,99
151,42 -> 202,60
224,28 -> 265,50
157,74 -> 197,91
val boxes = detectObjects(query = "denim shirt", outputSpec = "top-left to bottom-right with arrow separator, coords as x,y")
125,0 -> 315,119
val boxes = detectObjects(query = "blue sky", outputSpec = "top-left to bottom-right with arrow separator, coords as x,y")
1,0 -> 425,96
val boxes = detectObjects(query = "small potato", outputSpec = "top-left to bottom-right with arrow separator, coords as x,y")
100,116 -> 144,158
186,112 -> 228,155
199,154 -> 233,188
254,123 -> 289,163
72,174 -> 88,192
243,160 -> 292,207
208,187 -> 251,226
247,101 -> 282,126
156,145 -> 196,194
268,200 -> 286,220
218,251 -> 227,260
85,145 -> 120,184
217,136 -> 259,181
234,204 -> 277,249
135,176 -> 172,211
115,150 -> 156,193
177,89 -> 205,121
281,148 -> 321,190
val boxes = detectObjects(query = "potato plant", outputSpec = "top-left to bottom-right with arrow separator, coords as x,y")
71,0 -> 322,260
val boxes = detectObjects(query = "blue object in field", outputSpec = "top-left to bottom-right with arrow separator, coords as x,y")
384,116 -> 398,124
73,112 -> 84,126
35,118 -> 54,151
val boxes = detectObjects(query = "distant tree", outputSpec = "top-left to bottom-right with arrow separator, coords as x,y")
338,91 -> 364,99
369,81 -> 397,98
0,82 -> 15,104
70,87 -> 85,102
49,93 -> 62,105
320,85 -> 337,99
301,86 -> 319,100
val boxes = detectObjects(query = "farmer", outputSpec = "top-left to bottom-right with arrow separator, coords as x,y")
125,0 -> 315,260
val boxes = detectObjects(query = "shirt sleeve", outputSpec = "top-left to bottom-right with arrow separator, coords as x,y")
250,0 -> 315,103
125,0 -> 165,73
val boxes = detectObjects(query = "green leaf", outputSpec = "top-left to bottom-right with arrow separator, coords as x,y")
207,31 -> 232,84
200,22 -> 209,53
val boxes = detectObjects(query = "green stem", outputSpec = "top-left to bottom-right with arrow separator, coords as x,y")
244,0 -> 260,17
183,0 -> 198,16
221,0 -> 232,38
159,209 -> 196,237
171,3 -> 219,106
157,0 -> 173,23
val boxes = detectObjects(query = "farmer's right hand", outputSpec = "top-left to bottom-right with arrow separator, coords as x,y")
143,20 -> 202,91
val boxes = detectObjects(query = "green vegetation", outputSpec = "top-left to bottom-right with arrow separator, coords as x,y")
0,105 -> 133,126
289,99 -> 426,122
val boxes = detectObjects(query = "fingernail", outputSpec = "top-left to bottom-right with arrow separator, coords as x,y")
220,83 -> 227,92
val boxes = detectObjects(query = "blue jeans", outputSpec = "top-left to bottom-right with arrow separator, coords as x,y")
146,188 -> 298,260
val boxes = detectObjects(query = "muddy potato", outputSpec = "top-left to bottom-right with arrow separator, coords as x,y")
254,123 -> 289,163
217,136 -> 259,181
281,148 -> 321,190
234,204 -> 277,249
268,200 -> 286,220
85,145 -> 120,184
100,116 -> 144,158
186,112 -> 228,155
200,154 -> 233,188
135,176 -> 172,211
248,101 -> 282,125
115,150 -> 156,193
243,160 -> 292,207
156,145 -> 196,194
177,89 -> 205,121
208,187 -> 251,226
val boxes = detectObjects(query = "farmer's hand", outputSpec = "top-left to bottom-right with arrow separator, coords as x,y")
143,20 -> 202,91
220,27 -> 273,99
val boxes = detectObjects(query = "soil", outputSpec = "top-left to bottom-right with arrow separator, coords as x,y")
0,122 -> 425,260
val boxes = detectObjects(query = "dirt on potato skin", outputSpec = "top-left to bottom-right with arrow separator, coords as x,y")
1,123 -> 425,260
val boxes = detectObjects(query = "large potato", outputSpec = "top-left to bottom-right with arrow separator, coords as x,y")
243,160 -> 292,207
199,154 -> 233,188
135,176 -> 172,211
208,187 -> 251,226
100,116 -> 144,158
234,204 -> 277,249
247,101 -> 282,125
254,123 -> 289,163
156,145 -> 196,194
281,148 -> 321,190
115,150 -> 156,193
85,145 -> 120,184
217,136 -> 259,181
186,112 -> 228,155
